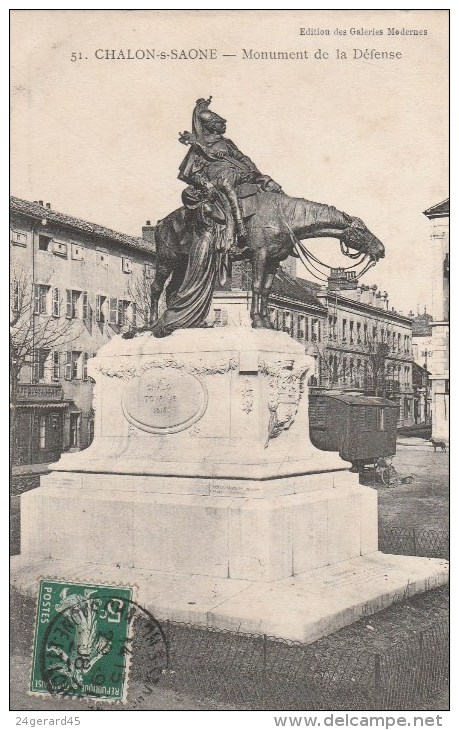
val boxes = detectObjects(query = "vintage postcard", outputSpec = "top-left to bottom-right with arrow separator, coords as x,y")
10,8 -> 449,718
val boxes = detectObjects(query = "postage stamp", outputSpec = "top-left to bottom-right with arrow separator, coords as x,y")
30,579 -> 168,703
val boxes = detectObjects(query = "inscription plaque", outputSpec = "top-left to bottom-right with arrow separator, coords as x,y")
122,368 -> 207,434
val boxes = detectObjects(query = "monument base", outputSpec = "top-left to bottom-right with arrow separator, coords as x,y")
11,553 -> 447,643
11,329 -> 448,643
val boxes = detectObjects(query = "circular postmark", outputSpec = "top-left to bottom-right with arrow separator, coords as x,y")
39,594 -> 168,704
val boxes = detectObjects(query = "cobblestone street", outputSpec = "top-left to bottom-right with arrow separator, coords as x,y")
377,441 -> 449,533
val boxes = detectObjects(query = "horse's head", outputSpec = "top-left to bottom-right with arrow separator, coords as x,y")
341,217 -> 385,262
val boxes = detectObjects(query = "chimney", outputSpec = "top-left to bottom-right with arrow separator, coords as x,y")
46,202 -> 51,209
142,220 -> 156,249
39,200 -> 44,206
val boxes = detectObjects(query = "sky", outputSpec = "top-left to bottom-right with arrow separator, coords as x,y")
10,9 -> 448,316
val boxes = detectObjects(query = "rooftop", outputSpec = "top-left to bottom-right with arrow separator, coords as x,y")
423,199 -> 449,219
411,311 -> 433,337
10,196 -> 155,256
271,270 -> 326,311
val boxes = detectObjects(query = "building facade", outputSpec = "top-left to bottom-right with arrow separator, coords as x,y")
10,197 -> 156,463
423,199 -> 449,441
410,309 -> 433,425
211,262 -> 415,427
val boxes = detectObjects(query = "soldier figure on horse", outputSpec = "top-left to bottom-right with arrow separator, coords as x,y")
124,97 -> 384,339
178,97 -> 282,256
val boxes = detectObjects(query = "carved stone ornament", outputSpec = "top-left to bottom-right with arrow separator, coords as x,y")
91,352 -> 239,380
258,356 -> 310,447
241,378 -> 254,414
122,368 -> 208,434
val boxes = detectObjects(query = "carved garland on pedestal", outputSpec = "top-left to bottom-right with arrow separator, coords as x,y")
91,353 -> 239,379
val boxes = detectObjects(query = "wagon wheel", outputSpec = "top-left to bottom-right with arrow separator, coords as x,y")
381,464 -> 400,488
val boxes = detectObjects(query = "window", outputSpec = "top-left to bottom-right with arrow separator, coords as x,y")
52,240 -> 68,257
350,321 -> 354,343
64,289 -> 88,319
39,415 -> 46,450
298,315 -> 305,339
32,349 -> 50,382
364,323 -> 368,343
145,263 -> 155,279
11,230 -> 27,247
311,318 -> 319,342
38,235 -> 52,252
305,317 -> 309,341
52,351 -> 60,381
282,311 -> 291,333
96,294 -> 106,322
377,407 -> 385,431
327,314 -> 337,340
12,280 -> 19,311
69,413 -> 81,448
97,248 -> 109,267
122,257 -> 133,274
342,319 -> 347,341
356,322 -> 362,343
34,285 -> 49,315
71,243 -> 84,261
397,333 -> 401,352
118,300 -> 131,328
132,303 -> 137,328
52,287 -> 60,317
373,326 -> 377,341
109,298 -> 118,325
65,351 -> 81,380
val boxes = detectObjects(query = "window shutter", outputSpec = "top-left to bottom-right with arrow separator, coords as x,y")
66,290 -> 72,318
82,291 -> 89,321
82,352 -> 88,381
34,285 -> 40,314
64,352 -> 72,380
118,300 -> 124,326
52,351 -> 60,380
32,350 -> 39,382
132,303 -> 137,328
13,280 -> 19,311
52,287 -> 60,317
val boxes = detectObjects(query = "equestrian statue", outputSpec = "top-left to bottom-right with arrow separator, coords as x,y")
127,97 -> 385,338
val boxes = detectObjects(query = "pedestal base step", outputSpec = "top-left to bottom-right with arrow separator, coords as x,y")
11,552 -> 448,643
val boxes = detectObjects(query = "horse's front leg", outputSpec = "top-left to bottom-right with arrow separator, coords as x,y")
260,262 -> 279,329
251,248 -> 268,328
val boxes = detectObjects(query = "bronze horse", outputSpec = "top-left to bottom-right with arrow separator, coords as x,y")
144,191 -> 385,336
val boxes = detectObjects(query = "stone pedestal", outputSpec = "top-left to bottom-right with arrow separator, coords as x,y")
11,328 -> 448,642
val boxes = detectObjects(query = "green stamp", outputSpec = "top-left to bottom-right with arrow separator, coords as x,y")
30,579 -> 167,702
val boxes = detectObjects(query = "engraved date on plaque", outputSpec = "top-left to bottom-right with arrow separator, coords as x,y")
122,369 -> 207,434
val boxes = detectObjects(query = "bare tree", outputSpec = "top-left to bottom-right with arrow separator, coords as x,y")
10,269 -> 81,402
125,273 -> 151,331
